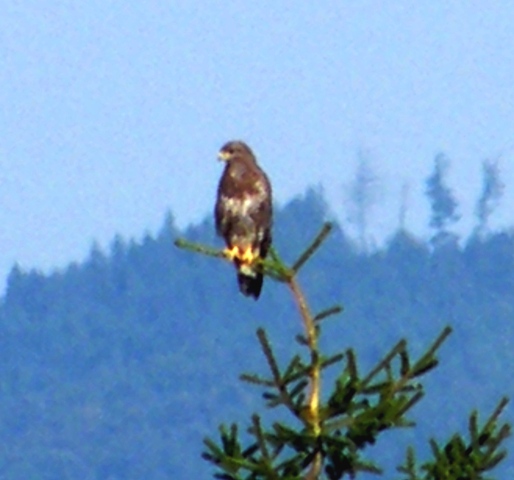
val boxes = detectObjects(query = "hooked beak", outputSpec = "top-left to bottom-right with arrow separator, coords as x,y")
218,151 -> 231,162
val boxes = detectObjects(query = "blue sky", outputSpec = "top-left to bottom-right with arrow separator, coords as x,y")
1,1 -> 514,287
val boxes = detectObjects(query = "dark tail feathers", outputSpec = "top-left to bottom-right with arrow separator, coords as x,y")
237,272 -> 263,299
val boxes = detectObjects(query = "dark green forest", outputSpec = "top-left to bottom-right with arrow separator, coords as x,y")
1,160 -> 513,478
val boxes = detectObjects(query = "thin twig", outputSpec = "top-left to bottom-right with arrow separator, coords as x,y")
482,397 -> 509,435
360,339 -> 406,388
251,414 -> 270,461
174,238 -> 226,259
313,305 -> 343,322
292,222 -> 333,273
257,329 -> 299,417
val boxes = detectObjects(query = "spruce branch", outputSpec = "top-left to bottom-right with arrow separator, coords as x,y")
173,239 -> 292,282
176,224 -> 335,480
361,339 -> 407,388
291,222 -> 333,273
256,328 -> 299,416
174,238 -> 226,259
314,305 -> 344,323
251,415 -> 271,462
179,225 -> 333,479
397,397 -> 511,479
409,326 -> 452,378
179,226 -> 510,479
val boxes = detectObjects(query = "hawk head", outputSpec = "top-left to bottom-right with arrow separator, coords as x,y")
218,140 -> 256,163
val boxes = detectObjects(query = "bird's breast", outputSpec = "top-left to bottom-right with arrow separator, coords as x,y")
221,195 -> 254,217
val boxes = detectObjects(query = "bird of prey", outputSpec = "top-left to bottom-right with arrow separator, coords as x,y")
215,140 -> 272,299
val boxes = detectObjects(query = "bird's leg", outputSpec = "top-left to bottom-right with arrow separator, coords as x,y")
224,245 -> 258,264
240,246 -> 256,265
223,245 -> 240,261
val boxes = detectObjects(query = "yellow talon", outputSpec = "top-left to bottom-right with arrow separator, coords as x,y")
240,247 -> 256,264
224,245 -> 259,264
224,245 -> 240,261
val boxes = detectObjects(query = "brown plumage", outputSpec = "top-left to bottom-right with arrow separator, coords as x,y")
215,141 -> 272,299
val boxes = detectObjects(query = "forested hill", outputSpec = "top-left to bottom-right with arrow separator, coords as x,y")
1,188 -> 513,479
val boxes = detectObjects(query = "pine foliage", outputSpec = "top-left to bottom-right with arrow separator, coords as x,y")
176,222 -> 510,479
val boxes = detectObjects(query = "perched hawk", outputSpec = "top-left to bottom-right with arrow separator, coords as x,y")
215,140 -> 272,299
